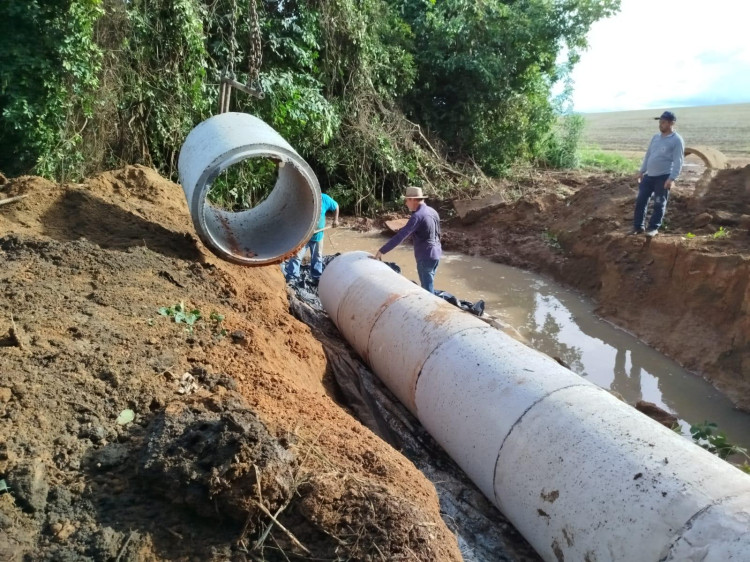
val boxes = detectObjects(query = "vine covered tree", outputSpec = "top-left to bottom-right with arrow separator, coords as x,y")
0,0 -> 619,210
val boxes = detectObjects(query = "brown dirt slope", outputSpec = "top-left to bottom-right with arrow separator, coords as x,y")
444,166 -> 750,411
0,166 -> 461,561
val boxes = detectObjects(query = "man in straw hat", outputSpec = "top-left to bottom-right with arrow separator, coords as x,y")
374,186 -> 442,293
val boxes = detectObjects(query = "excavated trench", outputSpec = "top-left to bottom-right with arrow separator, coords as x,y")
2,161 -> 749,561
322,229 -> 750,452
443,165 -> 750,415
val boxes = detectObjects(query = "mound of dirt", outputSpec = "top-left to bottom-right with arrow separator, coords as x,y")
443,166 -> 750,410
139,397 -> 296,522
0,166 -> 462,561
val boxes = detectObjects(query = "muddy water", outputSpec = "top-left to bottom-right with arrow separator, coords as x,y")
325,228 -> 750,452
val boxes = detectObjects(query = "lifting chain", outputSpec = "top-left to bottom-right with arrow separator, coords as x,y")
247,0 -> 262,87
228,0 -> 237,77
219,0 -> 264,114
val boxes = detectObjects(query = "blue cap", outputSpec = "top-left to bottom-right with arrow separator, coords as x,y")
654,111 -> 676,122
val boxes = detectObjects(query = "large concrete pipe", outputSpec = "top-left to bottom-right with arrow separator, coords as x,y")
319,252 -> 750,562
178,113 -> 320,265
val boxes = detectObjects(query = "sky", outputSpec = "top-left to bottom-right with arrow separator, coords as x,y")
569,0 -> 750,113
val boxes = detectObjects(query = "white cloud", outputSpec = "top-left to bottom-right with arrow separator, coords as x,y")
570,0 -> 750,112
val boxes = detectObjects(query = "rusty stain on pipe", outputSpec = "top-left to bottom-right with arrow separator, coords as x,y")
178,113 -> 320,266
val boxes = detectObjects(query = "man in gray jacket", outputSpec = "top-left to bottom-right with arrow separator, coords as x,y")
632,110 -> 685,238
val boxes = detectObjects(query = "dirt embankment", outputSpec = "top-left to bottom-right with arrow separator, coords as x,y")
443,166 -> 750,410
0,167 -> 462,561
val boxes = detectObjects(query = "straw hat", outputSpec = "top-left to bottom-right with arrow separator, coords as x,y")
404,186 -> 427,199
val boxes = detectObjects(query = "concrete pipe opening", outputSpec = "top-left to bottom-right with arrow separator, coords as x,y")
178,113 -> 321,265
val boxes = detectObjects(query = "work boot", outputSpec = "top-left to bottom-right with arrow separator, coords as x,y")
645,229 -> 659,238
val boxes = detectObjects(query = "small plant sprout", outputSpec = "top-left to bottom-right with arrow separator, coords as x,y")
713,226 -> 729,239
157,303 -> 228,336
685,232 -> 695,239
541,230 -> 562,250
158,302 -> 202,332
209,311 -> 228,337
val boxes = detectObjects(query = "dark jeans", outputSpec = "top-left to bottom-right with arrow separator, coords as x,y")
416,258 -> 439,294
634,174 -> 670,231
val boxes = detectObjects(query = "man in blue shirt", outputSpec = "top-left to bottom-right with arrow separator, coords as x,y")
374,186 -> 442,293
285,192 -> 339,283
632,110 -> 685,238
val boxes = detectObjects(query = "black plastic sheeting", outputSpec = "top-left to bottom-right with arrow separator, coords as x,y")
285,255 -> 540,562
435,290 -> 485,316
288,254 -> 486,317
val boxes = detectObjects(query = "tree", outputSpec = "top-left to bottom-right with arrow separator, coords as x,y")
397,0 -> 620,173
0,0 -> 619,210
0,0 -> 103,178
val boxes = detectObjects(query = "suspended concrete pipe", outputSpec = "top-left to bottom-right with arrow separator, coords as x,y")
178,113 -> 320,265
318,251 -> 750,562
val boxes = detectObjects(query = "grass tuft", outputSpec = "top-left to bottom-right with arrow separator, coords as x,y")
577,147 -> 640,174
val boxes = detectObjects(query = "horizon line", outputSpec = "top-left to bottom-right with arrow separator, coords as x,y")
575,100 -> 750,115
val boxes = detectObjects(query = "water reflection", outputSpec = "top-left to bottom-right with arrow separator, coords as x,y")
612,348 -> 641,401
327,229 -> 750,450
527,293 -> 584,375
517,288 -> 742,441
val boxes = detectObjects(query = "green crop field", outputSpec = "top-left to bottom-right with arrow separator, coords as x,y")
581,103 -> 750,159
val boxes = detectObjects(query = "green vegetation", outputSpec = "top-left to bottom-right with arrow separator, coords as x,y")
0,0 -> 104,181
157,303 -> 228,337
399,1 -> 619,175
540,114 -> 585,169
0,0 -> 620,212
209,310 -> 228,337
685,232 -> 696,239
541,229 -> 562,251
713,226 -> 729,239
159,302 -> 202,327
690,421 -> 750,473
578,148 -> 640,174
208,158 -> 279,210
